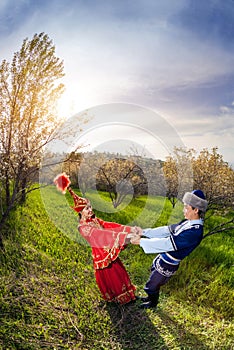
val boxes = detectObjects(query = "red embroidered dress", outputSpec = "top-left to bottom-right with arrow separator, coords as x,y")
53,174 -> 136,305
78,217 -> 136,304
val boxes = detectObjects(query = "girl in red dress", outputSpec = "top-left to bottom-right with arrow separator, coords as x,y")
54,173 -> 137,305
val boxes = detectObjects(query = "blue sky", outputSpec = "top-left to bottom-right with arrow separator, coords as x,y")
1,0 -> 234,165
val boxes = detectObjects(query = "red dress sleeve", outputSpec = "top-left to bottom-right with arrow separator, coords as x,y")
78,219 -> 132,269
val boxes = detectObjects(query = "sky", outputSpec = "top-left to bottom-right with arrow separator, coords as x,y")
1,0 -> 234,165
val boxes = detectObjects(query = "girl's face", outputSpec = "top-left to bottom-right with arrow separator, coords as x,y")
81,204 -> 93,219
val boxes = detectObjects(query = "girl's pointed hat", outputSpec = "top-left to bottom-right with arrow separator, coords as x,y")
53,173 -> 89,212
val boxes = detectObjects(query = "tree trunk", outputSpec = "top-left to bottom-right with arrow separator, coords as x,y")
5,171 -> 10,207
20,177 -> 27,203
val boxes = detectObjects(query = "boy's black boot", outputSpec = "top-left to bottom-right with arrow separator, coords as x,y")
139,292 -> 159,309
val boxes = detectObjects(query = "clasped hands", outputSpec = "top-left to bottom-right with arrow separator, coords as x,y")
126,226 -> 143,245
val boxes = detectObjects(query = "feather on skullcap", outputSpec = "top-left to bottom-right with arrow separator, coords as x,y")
53,173 -> 89,213
53,173 -> 71,194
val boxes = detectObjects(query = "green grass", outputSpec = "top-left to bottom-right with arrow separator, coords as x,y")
0,187 -> 233,349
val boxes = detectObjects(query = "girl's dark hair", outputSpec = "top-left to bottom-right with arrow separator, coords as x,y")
78,212 -> 96,219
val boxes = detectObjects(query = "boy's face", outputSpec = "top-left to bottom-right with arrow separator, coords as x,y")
183,204 -> 199,220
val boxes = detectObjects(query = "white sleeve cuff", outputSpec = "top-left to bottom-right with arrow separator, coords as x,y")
140,236 -> 174,254
142,226 -> 170,239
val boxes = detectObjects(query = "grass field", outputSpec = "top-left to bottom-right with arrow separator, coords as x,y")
0,187 -> 233,349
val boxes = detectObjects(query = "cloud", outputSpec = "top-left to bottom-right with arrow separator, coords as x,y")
172,0 -> 234,50
0,0 -> 233,164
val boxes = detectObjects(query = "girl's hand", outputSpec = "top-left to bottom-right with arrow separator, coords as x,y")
130,235 -> 141,245
130,226 -> 143,236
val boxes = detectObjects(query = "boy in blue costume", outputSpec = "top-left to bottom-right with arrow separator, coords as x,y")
131,190 -> 208,309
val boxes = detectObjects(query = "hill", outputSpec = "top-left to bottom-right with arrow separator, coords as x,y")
0,188 -> 233,349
